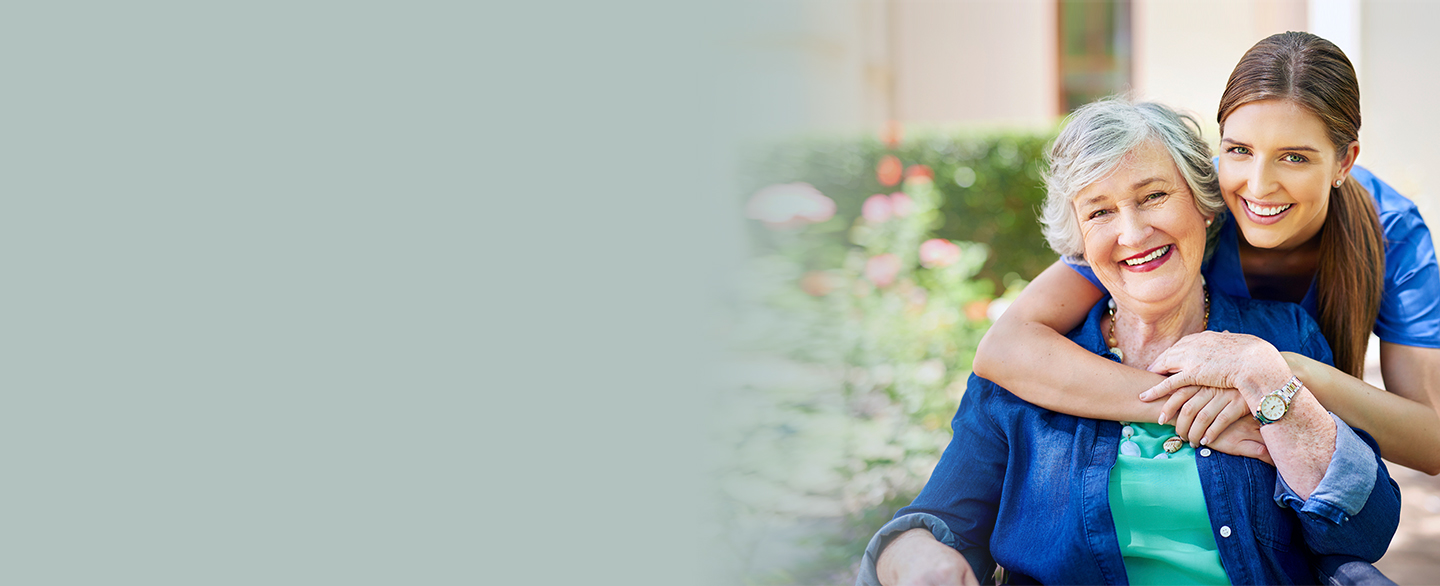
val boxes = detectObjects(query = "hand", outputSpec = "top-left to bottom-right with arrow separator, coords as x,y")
876,529 -> 980,586
1154,385 -> 1253,448
1207,413 -> 1273,466
1142,331 -> 1292,405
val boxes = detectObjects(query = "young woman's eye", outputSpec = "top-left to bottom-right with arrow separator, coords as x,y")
1282,153 -> 1309,163
1226,145 -> 1251,155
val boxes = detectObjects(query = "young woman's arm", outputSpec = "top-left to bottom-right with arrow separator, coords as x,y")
974,260 -> 1267,459
1282,343 -> 1440,474
973,260 -> 1163,421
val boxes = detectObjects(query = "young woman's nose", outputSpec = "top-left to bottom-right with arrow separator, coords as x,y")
1247,160 -> 1277,199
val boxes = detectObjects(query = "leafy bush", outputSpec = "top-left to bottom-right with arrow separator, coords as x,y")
722,126 -> 1059,584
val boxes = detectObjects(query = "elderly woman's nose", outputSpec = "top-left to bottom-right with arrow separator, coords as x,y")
1117,209 -> 1153,246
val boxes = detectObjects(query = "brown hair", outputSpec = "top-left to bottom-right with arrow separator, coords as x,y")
1217,31 -> 1384,378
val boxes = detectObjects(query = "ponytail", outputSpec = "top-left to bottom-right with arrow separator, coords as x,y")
1316,176 -> 1385,377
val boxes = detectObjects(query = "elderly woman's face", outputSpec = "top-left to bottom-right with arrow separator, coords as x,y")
1074,141 -> 1210,310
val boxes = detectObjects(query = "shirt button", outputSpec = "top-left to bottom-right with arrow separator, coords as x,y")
1220,525 -> 1232,538
1200,448 -> 1212,457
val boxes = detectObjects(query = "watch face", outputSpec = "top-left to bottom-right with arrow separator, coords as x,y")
1260,395 -> 1286,421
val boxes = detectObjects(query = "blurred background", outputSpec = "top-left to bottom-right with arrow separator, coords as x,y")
717,1 -> 1440,583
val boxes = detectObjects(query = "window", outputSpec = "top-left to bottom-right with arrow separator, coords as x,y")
1058,0 -> 1133,113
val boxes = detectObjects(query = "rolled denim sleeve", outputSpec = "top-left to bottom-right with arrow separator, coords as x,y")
1273,414 -> 1400,561
855,513 -> 957,586
1273,413 -> 1376,522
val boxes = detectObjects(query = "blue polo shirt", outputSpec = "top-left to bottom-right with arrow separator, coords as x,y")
1065,165 -> 1440,348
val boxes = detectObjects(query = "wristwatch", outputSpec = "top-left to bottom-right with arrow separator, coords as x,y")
1254,376 -> 1303,425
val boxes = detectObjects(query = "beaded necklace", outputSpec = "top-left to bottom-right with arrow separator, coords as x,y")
1106,285 -> 1210,362
1109,285 -> 1210,458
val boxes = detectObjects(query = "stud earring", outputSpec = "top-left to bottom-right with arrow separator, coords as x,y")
1206,218 -> 1213,227
1335,178 -> 1344,188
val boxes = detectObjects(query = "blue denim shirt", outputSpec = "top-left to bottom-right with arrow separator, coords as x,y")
857,291 -> 1401,585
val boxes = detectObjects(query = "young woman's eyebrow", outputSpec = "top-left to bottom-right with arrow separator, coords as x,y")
1220,137 -> 1320,152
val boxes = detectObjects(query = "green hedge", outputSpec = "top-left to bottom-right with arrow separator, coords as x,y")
739,129 -> 1060,294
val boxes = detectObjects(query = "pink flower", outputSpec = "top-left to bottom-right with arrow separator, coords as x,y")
890,192 -> 914,217
876,155 -> 903,187
919,239 -> 962,269
799,271 -> 837,296
862,194 -> 893,223
744,182 -> 837,229
865,254 -> 902,288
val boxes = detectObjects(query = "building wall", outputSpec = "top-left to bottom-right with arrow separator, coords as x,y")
1131,0 -> 1307,138
726,0 -> 1058,137
892,0 -> 1056,127
1359,2 -> 1440,223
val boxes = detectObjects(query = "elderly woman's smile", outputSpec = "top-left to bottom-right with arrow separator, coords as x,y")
1120,244 -> 1172,269
1076,140 -> 1210,310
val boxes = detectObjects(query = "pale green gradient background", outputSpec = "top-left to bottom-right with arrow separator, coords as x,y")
5,2 -> 733,584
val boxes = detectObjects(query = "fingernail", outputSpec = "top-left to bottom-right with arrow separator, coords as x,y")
1202,437 -> 1211,445
1158,414 -> 1166,425
1191,441 -> 1198,448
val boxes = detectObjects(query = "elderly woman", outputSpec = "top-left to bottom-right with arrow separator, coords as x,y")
856,99 -> 1399,585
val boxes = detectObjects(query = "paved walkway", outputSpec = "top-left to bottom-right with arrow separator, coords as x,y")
1374,462 -> 1440,583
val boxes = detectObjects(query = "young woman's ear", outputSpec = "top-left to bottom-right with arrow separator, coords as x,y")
1336,140 -> 1360,185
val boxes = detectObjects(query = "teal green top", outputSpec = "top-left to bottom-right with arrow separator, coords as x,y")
1107,422 -> 1229,585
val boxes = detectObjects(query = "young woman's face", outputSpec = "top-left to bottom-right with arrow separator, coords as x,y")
1075,141 -> 1210,311
1218,99 -> 1355,251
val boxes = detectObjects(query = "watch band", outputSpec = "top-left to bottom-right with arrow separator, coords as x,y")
1275,375 -> 1302,401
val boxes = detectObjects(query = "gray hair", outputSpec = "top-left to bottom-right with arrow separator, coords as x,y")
1041,98 -> 1224,263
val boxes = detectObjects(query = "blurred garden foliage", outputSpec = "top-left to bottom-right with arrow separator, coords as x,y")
741,128 -> 1056,295
721,126 -> 1058,584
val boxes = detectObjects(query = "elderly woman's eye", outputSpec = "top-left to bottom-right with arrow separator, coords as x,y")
1144,192 -> 1167,202
1088,209 -> 1110,219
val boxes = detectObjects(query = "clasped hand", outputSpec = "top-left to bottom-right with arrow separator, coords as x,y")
1136,331 -> 1293,465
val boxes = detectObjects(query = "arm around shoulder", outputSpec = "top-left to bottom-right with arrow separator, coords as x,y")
973,261 -> 1163,421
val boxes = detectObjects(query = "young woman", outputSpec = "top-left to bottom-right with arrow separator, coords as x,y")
973,31 -> 1440,473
